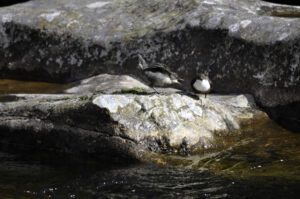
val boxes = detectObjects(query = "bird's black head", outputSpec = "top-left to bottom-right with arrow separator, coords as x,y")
170,72 -> 184,84
198,72 -> 209,80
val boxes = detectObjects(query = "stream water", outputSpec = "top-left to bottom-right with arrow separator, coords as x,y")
0,148 -> 299,199
0,118 -> 299,198
0,79 -> 69,94
0,79 -> 299,198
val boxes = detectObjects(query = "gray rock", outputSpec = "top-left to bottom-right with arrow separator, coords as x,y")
0,91 -> 265,160
65,73 -> 150,94
93,93 -> 263,152
0,94 -> 140,161
0,0 -> 299,128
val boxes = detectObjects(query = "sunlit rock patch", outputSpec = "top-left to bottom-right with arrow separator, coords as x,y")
92,93 -> 265,154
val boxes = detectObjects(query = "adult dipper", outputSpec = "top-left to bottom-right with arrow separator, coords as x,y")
138,55 -> 183,92
191,72 -> 211,98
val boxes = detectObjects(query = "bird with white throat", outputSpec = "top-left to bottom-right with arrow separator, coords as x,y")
191,72 -> 211,98
138,54 -> 183,93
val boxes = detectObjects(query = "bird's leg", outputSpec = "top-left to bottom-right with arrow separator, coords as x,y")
205,93 -> 207,98
151,86 -> 159,94
148,82 -> 159,94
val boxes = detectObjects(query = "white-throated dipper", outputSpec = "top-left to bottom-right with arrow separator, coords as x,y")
191,72 -> 211,98
138,55 -> 183,92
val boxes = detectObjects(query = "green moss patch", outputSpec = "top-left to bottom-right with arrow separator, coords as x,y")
115,87 -> 149,94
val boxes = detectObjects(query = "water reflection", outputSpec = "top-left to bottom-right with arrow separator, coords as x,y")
0,79 -> 69,94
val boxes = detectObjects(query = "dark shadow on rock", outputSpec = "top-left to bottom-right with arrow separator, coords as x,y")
0,140 -> 139,166
0,95 -> 25,102
176,91 -> 200,100
0,0 -> 30,7
262,0 -> 300,6
263,101 -> 300,133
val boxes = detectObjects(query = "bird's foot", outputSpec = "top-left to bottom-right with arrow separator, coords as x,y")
152,87 -> 160,94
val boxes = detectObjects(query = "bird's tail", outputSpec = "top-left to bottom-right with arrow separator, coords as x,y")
170,72 -> 184,85
138,54 -> 148,70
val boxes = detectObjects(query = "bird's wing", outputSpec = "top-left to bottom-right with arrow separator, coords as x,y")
153,63 -> 176,75
153,63 -> 183,81
143,66 -> 172,76
145,62 -> 182,81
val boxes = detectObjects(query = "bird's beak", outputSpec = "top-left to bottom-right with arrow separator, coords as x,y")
173,79 -> 182,85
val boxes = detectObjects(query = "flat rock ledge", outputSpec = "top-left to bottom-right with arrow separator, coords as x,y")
0,92 -> 266,162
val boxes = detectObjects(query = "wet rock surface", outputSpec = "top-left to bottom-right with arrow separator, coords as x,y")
152,116 -> 300,182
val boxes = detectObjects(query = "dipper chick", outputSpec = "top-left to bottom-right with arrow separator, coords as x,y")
138,55 -> 183,92
191,73 -> 211,98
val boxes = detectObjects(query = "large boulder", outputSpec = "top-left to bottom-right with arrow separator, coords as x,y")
0,0 -> 299,129
0,94 -> 140,161
0,93 -> 265,160
92,93 -> 264,154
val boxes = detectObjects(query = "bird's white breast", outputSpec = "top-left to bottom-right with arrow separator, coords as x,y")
193,79 -> 210,92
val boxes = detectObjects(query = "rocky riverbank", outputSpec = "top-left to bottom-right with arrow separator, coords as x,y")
0,0 -> 299,131
0,74 -> 266,162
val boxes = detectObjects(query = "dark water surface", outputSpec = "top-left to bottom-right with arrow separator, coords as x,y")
2,120 -> 299,198
0,148 -> 299,199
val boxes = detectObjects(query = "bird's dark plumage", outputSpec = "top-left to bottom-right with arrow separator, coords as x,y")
138,55 -> 183,88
